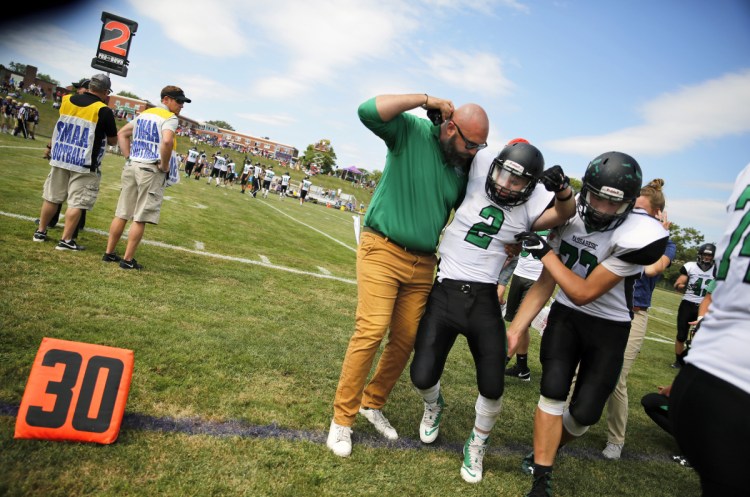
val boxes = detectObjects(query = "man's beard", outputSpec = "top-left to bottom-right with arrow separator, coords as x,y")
440,134 -> 472,171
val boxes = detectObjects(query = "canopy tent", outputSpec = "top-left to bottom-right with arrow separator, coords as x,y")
341,165 -> 364,181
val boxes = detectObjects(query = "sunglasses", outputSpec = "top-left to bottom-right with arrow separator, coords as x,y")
451,121 -> 487,150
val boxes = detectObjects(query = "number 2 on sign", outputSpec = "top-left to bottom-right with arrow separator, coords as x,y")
99,21 -> 131,56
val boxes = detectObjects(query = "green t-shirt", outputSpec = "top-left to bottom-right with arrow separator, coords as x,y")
359,98 -> 468,252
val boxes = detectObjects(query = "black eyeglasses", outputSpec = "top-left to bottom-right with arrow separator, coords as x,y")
451,121 -> 487,150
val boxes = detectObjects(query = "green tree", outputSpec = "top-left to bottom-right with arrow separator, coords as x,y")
36,73 -> 59,85
662,223 -> 705,284
206,120 -> 234,131
301,141 -> 337,174
118,91 -> 141,99
8,61 -> 26,73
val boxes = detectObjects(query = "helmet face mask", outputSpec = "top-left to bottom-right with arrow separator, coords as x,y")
485,142 -> 544,207
696,243 -> 716,271
578,152 -> 642,232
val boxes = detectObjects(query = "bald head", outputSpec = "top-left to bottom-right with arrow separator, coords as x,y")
451,103 -> 489,144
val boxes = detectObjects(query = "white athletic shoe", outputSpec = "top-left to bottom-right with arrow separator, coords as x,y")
602,442 -> 624,460
326,420 -> 352,457
419,393 -> 445,444
460,431 -> 488,483
359,407 -> 398,440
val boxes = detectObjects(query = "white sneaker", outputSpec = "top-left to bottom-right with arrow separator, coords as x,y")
419,393 -> 445,444
460,431 -> 488,483
359,407 -> 398,440
326,420 -> 352,457
602,441 -> 624,460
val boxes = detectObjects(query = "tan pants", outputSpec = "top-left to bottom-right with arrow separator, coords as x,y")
332,232 -> 436,426
604,309 -> 649,444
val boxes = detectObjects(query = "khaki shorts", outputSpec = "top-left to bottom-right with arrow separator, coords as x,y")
42,166 -> 101,210
115,160 -> 167,224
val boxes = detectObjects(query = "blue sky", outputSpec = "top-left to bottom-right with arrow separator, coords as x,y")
1,0 -> 748,243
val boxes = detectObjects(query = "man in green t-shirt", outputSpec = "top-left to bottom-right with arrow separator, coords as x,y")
327,93 -> 489,457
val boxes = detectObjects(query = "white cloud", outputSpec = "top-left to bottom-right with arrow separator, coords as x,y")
0,24 -> 94,83
422,49 -> 514,97
547,69 -> 750,157
667,197 -> 728,240
129,0 -> 250,56
237,113 -> 297,126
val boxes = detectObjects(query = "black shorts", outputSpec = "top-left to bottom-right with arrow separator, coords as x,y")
676,299 -> 700,342
504,274 -> 535,322
411,279 -> 505,400
671,364 -> 750,496
219,170 -> 227,179
263,180 -> 271,190
540,302 -> 630,426
300,190 -> 308,199
280,185 -> 288,193
210,167 -> 221,178
240,174 -> 249,185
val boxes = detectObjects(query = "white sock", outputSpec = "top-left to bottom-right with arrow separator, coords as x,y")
474,394 -> 503,433
416,382 -> 441,404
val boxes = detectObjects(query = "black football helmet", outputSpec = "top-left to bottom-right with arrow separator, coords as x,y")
578,152 -> 642,232
485,142 -> 545,206
696,243 -> 716,271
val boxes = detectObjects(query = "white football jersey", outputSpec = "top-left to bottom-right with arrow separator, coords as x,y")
437,148 -> 554,284
187,149 -> 199,162
687,163 -> 750,394
281,174 -> 291,186
264,170 -> 275,181
242,163 -> 251,175
514,233 -> 547,280
215,156 -> 227,171
254,165 -> 263,177
550,206 -> 668,321
302,179 -> 312,191
678,261 -> 715,304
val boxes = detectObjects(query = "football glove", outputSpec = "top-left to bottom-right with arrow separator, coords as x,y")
540,165 -> 570,193
515,231 -> 552,259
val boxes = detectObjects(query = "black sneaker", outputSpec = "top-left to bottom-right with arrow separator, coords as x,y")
119,258 -> 143,270
525,471 -> 553,497
521,451 -> 535,475
102,252 -> 122,263
505,363 -> 531,381
55,239 -> 85,251
33,230 -> 47,242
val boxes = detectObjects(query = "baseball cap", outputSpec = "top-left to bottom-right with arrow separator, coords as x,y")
72,78 -> 90,89
89,74 -> 112,93
161,86 -> 192,103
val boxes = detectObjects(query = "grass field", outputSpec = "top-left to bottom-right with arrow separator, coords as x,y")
0,96 -> 700,496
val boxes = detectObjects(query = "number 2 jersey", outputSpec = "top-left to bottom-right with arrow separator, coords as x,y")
549,206 -> 668,322
687,163 -> 750,394
437,148 -> 554,284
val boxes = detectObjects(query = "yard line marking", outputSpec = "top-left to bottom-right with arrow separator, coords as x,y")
1,211 -> 356,285
259,255 -> 271,264
644,335 -> 673,344
0,401 -> 679,464
317,266 -> 331,275
254,200 -> 357,252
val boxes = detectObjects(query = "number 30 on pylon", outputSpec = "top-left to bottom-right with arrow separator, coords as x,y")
14,337 -> 134,444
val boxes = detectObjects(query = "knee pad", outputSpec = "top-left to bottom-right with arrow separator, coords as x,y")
538,395 -> 566,416
474,394 -> 503,432
562,409 -> 590,437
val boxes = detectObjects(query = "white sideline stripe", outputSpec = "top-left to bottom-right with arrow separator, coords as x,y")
254,200 -> 357,253
317,266 -> 331,275
259,255 -> 271,264
1,211 -> 357,285
644,335 -> 673,345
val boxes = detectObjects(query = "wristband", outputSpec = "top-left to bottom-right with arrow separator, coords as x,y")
556,189 -> 573,202
421,93 -> 429,109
